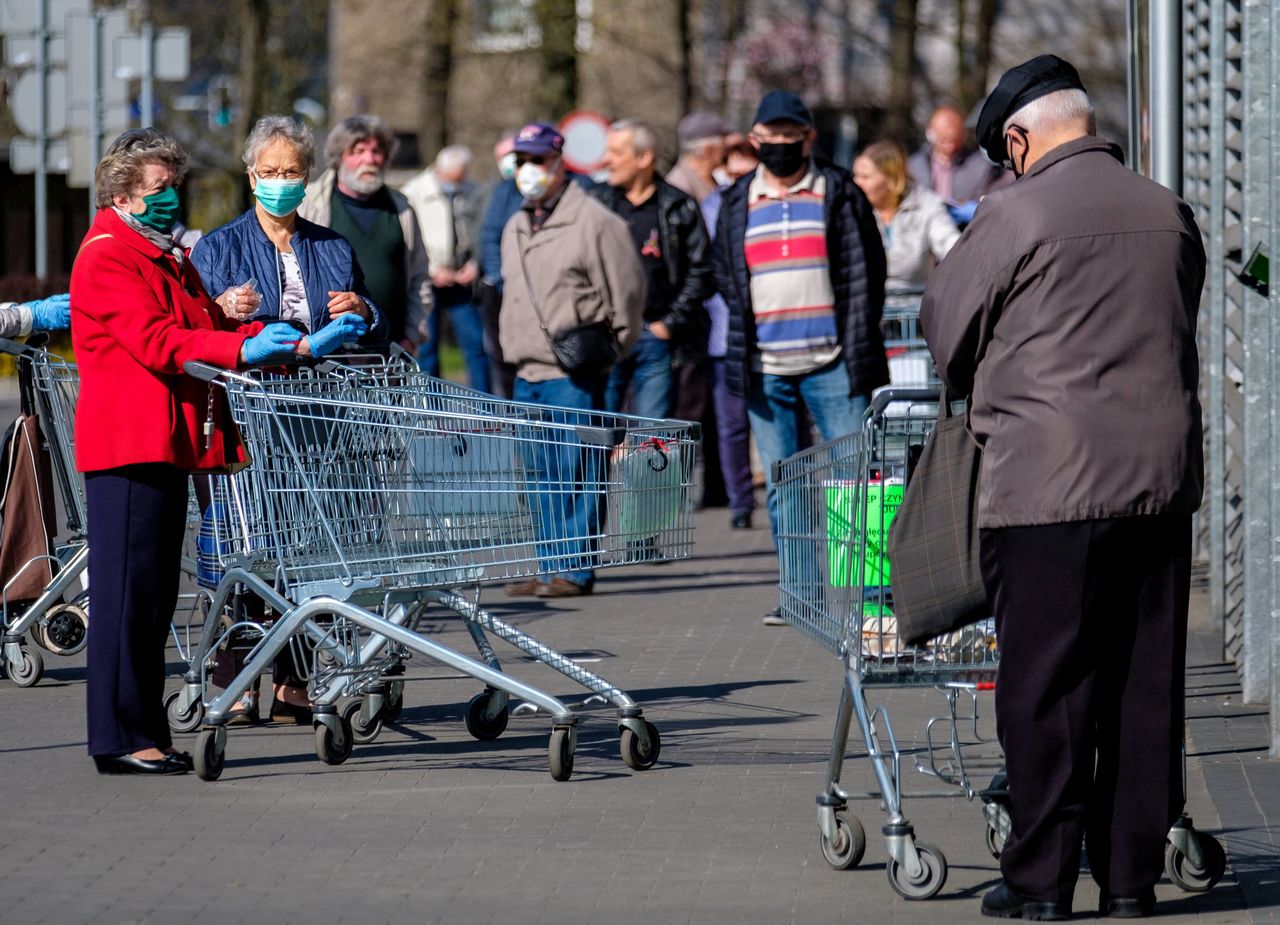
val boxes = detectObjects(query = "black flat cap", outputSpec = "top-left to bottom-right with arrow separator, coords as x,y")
976,55 -> 1086,166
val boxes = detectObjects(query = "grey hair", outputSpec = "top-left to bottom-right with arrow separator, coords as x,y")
94,128 -> 188,208
323,114 -> 397,169
680,136 -> 719,155
242,115 -> 316,174
435,144 -> 473,173
1004,88 -> 1096,136
610,118 -> 659,157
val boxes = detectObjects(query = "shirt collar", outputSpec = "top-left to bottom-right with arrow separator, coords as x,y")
748,164 -> 824,202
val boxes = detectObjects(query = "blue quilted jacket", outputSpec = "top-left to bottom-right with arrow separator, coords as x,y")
191,208 -> 389,346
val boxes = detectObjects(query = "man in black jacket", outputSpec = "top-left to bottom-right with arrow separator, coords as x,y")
711,90 -> 887,623
591,118 -> 712,419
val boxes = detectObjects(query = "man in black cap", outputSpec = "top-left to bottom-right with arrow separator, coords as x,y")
711,89 -> 887,624
920,55 -> 1207,919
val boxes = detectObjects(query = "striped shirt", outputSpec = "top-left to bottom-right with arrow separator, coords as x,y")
744,168 -> 841,376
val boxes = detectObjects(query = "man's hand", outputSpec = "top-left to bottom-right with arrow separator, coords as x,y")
432,267 -> 457,288
327,290 -> 370,322
454,262 -> 478,286
648,320 -> 672,341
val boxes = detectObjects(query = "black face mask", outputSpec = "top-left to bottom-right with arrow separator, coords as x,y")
756,139 -> 807,178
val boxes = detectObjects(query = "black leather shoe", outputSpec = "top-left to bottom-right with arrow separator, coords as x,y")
1100,889 -> 1155,918
168,751 -> 195,771
270,697 -> 312,726
93,753 -> 189,776
981,882 -> 1070,920
730,512 -> 752,529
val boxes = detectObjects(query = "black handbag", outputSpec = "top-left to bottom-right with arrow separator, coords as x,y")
516,231 -> 621,376
886,389 -> 990,646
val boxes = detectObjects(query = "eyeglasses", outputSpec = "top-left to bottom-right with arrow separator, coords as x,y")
750,129 -> 808,144
254,168 -> 306,181
515,154 -> 552,167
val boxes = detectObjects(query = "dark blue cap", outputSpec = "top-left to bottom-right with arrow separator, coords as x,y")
512,122 -> 565,157
752,90 -> 813,128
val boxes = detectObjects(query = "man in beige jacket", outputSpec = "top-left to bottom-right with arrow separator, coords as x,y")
500,122 -> 645,598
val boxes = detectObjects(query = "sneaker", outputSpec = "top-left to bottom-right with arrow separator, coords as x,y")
762,609 -> 787,626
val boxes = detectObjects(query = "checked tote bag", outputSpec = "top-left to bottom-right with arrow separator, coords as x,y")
886,390 -> 990,646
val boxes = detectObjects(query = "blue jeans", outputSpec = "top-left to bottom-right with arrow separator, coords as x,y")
513,374 -> 607,588
419,294 -> 492,394
605,328 -> 674,419
746,360 -> 869,541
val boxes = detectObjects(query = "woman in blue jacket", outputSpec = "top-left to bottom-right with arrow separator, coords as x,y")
192,115 -> 387,354
191,115 -> 385,723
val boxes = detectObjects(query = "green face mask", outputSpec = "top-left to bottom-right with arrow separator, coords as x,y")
133,186 -> 181,234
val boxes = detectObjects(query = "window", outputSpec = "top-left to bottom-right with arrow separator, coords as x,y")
472,0 -> 541,52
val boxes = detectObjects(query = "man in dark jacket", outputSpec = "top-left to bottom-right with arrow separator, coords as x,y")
591,118 -> 712,419
711,90 -> 887,622
920,56 -> 1207,921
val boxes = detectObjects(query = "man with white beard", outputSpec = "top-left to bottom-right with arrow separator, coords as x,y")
300,114 -> 431,347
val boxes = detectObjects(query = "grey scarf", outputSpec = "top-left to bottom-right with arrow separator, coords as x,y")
113,207 -> 185,266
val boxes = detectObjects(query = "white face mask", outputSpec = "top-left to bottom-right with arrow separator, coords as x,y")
516,162 -> 551,199
499,152 -> 518,181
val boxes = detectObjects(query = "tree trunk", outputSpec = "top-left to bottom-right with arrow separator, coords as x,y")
421,0 -> 459,161
963,0 -> 1000,112
677,0 -> 693,114
235,0 -> 271,210
534,0 -> 578,118
954,0 -> 968,106
885,0 -> 920,145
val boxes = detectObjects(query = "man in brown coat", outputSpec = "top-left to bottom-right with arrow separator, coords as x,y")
499,122 -> 645,598
920,56 -> 1206,920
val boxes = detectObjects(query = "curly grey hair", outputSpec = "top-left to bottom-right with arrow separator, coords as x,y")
323,114 -> 397,170
242,115 -> 315,174
94,128 -> 188,209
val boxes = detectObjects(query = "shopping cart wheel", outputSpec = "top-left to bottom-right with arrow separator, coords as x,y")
194,728 -> 225,781
40,603 -> 89,656
619,720 -> 661,770
820,814 -> 867,870
339,697 -> 384,745
5,646 -> 43,687
886,841 -> 947,900
315,715 -> 354,765
164,689 -> 205,735
1165,830 -> 1226,893
464,690 -> 509,741
548,726 -> 576,782
378,680 -> 405,724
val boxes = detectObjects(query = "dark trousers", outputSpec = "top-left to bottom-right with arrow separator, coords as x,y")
85,464 -> 188,757
709,357 -> 753,514
979,515 -> 1190,904
479,281 -> 516,399
674,358 -> 728,509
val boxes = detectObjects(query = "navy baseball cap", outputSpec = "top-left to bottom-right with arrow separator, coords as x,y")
976,55 -> 1086,167
752,90 -> 813,128
513,122 -> 565,157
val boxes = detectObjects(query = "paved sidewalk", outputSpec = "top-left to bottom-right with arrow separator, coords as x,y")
0,499 -> 1273,923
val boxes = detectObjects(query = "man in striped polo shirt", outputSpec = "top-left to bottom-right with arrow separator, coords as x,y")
711,90 -> 888,624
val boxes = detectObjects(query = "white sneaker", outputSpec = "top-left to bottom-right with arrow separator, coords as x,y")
762,609 -> 787,626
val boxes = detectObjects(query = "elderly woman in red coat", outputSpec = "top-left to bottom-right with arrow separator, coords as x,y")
71,128 -> 301,776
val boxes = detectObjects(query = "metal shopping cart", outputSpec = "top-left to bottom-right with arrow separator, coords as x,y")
0,339 -> 91,685
882,288 -> 938,388
175,360 -> 696,781
773,387 -> 993,899
774,387 -> 1227,899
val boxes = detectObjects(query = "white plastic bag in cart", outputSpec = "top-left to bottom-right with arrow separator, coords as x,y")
611,437 -> 685,540
405,430 -> 530,536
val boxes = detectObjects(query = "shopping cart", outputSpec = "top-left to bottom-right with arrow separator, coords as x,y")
0,338 -> 90,685
174,360 -> 696,781
881,288 -> 938,388
773,386 -> 991,899
775,386 -> 1227,899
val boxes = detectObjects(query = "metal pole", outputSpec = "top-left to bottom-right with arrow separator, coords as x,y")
34,0 -> 49,279
1150,0 -> 1183,193
89,12 -> 103,213
140,20 -> 154,128
1125,0 -> 1141,171
1268,0 -> 1280,758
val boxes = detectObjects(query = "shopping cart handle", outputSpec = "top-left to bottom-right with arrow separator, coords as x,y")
183,360 -> 225,382
0,335 -> 46,356
868,387 -> 940,415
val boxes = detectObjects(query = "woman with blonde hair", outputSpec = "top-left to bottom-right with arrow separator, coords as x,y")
853,141 -> 961,290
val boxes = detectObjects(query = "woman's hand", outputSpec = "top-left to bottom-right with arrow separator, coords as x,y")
327,291 -> 370,322
217,283 -> 261,322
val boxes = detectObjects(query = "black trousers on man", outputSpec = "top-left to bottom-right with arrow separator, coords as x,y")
979,514 -> 1191,906
85,463 -> 188,757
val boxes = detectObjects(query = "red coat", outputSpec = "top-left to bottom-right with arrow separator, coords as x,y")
70,208 -> 262,473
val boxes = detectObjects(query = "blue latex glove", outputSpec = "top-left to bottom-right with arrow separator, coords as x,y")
241,323 -> 301,365
946,200 -> 979,227
304,313 -> 369,358
27,293 -> 71,332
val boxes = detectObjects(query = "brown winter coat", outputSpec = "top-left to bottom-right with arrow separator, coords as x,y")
499,182 -> 645,383
919,136 -> 1206,528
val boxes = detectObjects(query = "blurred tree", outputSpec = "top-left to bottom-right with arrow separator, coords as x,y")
956,0 -> 999,112
534,0 -> 578,116
421,0 -> 461,160
884,0 -> 921,145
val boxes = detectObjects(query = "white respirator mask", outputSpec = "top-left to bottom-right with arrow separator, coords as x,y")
516,162 -> 552,199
